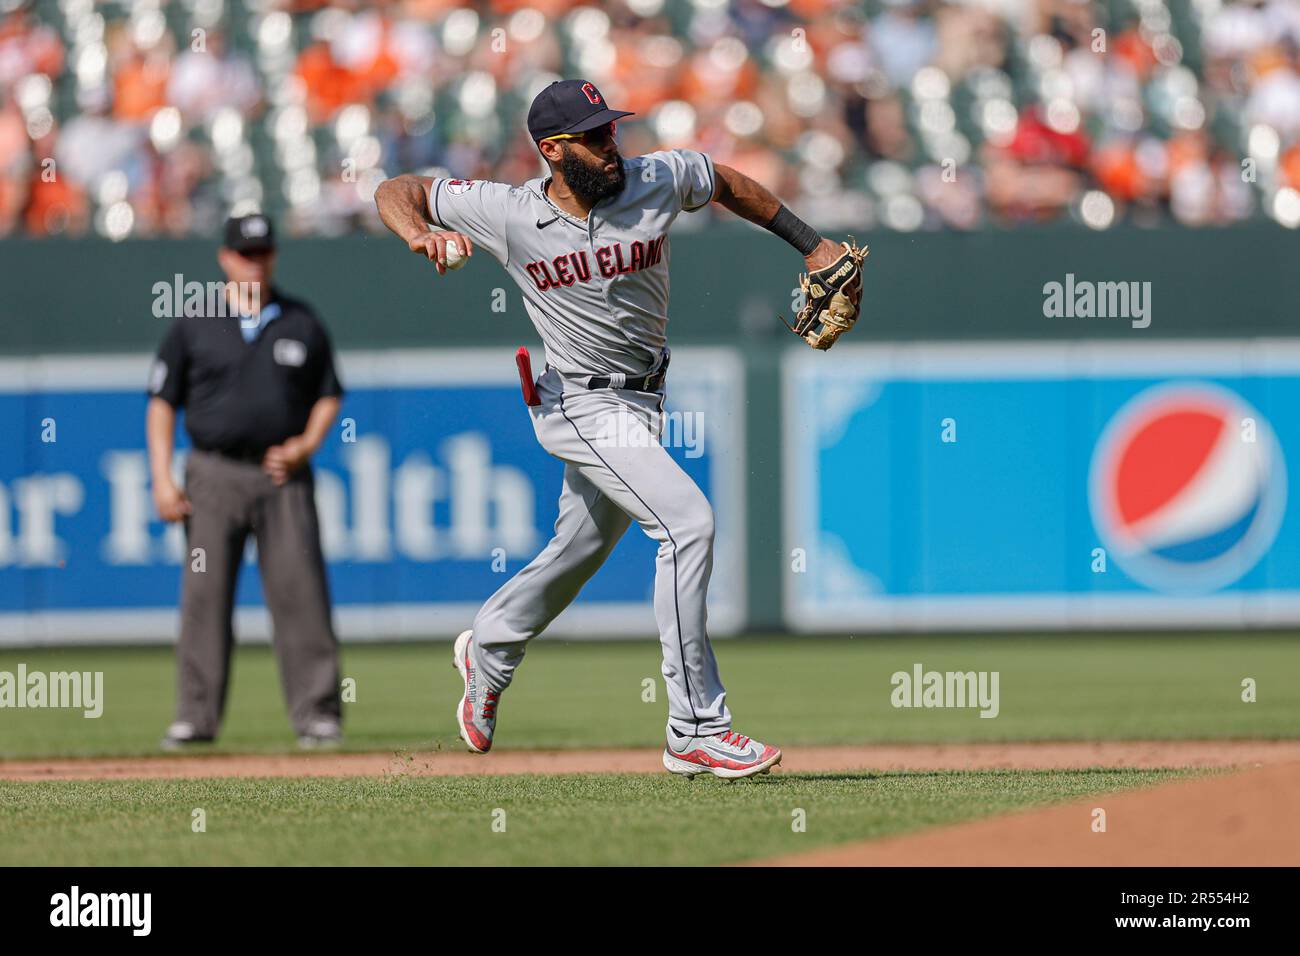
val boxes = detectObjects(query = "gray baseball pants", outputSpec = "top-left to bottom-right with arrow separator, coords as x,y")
472,364 -> 730,739
176,449 -> 341,737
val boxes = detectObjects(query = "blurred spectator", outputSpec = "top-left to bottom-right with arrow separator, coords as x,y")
110,28 -> 172,123
0,8 -> 63,88
986,106 -> 1090,223
55,91 -> 143,193
871,0 -> 937,87
0,94 -> 29,232
24,118 -> 89,236
1,0 -> 1299,238
168,32 -> 260,125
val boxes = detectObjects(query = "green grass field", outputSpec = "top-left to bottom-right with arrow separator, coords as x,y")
1,633 -> 1296,758
0,769 -> 1189,866
1,633 -> 1292,865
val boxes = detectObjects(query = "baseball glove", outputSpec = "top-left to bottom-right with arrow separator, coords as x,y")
783,240 -> 869,350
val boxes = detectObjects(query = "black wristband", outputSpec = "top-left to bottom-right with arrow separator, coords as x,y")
766,205 -> 822,257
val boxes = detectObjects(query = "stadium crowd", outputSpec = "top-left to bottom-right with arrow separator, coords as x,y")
1,0 -> 1299,238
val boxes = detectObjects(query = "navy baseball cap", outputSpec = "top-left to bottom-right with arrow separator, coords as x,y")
222,213 -> 275,253
527,79 -> 634,142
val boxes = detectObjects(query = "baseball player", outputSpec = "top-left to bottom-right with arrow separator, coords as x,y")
375,79 -> 865,778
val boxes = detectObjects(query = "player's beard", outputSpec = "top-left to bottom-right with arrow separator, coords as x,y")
559,143 -> 626,206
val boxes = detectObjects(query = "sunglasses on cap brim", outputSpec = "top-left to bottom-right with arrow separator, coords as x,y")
542,121 -> 618,143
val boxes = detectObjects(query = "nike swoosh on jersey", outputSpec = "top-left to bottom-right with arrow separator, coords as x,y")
536,216 -> 559,229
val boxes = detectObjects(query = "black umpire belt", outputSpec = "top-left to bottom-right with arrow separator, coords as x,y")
205,445 -> 268,464
586,354 -> 670,392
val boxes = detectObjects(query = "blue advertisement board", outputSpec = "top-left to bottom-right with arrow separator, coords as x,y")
783,341 -> 1300,630
0,349 -> 745,644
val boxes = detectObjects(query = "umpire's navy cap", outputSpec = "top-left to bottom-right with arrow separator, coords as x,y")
223,213 -> 276,254
527,79 -> 634,142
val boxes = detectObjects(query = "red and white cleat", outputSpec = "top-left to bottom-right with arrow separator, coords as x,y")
452,630 -> 499,754
662,730 -> 782,779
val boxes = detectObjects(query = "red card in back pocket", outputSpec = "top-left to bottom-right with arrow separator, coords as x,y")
516,347 -> 541,406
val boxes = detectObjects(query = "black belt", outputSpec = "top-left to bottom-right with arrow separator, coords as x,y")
587,353 -> 670,392
206,445 -> 267,464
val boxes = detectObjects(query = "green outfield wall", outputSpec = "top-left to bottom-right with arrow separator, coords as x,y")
3,224 -> 1297,354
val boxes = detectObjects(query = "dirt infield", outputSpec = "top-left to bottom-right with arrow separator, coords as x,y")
757,759 -> 1300,866
3,738 -> 1299,782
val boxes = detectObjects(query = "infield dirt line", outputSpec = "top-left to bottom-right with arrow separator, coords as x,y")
2,739 -> 1299,782
753,759 -> 1300,867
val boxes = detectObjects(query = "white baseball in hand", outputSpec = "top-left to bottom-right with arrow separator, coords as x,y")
444,240 -> 468,271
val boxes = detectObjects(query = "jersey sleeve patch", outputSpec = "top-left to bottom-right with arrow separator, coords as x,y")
148,359 -> 168,395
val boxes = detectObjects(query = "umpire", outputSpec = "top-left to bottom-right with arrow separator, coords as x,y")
146,213 -> 344,749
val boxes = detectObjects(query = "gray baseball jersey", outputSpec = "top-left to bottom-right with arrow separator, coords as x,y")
426,149 -> 716,376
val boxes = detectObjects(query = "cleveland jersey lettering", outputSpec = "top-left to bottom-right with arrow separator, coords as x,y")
526,237 -> 667,291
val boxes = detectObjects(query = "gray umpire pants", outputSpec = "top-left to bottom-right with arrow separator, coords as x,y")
176,449 -> 341,737
472,364 -> 731,740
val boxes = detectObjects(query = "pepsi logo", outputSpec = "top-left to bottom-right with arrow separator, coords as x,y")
1089,383 -> 1286,592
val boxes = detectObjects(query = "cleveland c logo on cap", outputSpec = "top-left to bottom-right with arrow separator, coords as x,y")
581,82 -> 601,105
